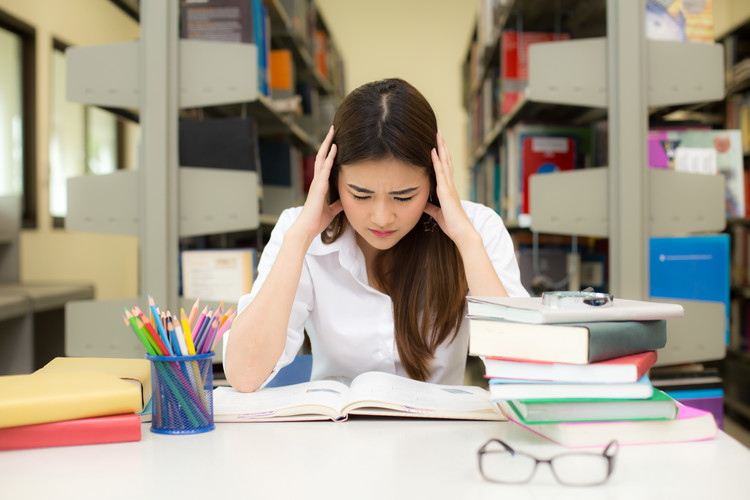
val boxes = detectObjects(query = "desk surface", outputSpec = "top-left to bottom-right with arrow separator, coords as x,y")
1,419 -> 749,499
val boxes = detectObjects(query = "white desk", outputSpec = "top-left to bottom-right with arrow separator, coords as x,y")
1,419 -> 748,499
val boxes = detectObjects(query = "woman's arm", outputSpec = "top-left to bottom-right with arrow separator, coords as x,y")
224,127 -> 342,392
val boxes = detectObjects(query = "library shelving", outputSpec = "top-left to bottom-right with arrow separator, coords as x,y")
464,0 -> 726,367
721,10 -> 750,427
61,0 -> 344,361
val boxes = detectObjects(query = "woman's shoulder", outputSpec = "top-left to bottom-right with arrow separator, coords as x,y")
460,200 -> 502,223
276,206 -> 304,226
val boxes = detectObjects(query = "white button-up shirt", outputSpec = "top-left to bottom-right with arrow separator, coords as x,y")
226,200 -> 529,386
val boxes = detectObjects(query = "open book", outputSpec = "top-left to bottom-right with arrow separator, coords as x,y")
212,371 -> 506,422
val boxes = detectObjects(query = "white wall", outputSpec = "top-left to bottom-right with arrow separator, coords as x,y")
316,0 -> 477,198
0,0 -> 140,299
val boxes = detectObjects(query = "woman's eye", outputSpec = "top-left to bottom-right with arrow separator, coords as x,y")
352,194 -> 370,201
395,196 -> 414,203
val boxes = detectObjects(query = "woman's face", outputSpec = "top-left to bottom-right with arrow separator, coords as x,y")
337,158 -> 431,258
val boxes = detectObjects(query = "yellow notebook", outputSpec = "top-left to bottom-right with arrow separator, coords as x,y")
0,357 -> 150,428
36,357 -> 151,411
0,371 -> 142,428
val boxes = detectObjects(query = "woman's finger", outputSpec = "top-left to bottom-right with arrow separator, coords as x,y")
315,125 -> 335,172
436,130 -> 454,177
431,147 -> 447,183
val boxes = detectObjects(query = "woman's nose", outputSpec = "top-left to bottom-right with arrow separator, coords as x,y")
371,200 -> 395,227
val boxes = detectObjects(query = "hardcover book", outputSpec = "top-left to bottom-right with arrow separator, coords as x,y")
499,400 -> 718,448
481,350 -> 658,384
0,357 -> 150,429
469,318 -> 667,364
488,375 -> 655,401
519,134 -> 576,216
0,413 -> 141,451
507,389 -> 677,424
0,372 -> 142,429
467,296 -> 684,324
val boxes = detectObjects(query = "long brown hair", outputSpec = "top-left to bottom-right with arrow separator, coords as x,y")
323,78 -> 468,381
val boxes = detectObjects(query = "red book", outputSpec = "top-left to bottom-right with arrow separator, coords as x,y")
0,413 -> 141,451
482,351 -> 658,384
519,134 -> 576,215
500,30 -> 570,114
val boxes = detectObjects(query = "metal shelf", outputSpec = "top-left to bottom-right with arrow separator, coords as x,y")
529,167 -> 726,237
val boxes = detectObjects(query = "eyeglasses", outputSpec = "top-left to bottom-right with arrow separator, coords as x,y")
477,439 -> 618,486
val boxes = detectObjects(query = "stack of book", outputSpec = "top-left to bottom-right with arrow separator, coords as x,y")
468,296 -> 719,447
0,357 -> 151,451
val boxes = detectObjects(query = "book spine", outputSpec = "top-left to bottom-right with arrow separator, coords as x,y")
587,320 -> 667,362
0,414 -> 141,451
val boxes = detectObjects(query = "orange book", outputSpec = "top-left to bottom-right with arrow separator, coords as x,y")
269,49 -> 294,93
0,413 -> 141,451
314,30 -> 328,78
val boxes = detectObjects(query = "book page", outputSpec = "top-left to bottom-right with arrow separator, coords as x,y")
213,380 -> 349,421
342,372 -> 505,420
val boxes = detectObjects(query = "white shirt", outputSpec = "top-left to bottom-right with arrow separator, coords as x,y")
225,200 -> 529,386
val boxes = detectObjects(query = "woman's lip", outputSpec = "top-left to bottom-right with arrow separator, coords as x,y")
370,229 -> 396,237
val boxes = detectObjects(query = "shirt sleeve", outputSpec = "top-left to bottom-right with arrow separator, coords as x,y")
468,202 -> 530,297
222,207 -> 313,388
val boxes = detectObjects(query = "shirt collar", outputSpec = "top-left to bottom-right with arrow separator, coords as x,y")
308,224 -> 366,282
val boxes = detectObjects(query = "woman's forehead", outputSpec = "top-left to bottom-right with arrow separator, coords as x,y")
339,158 -> 428,181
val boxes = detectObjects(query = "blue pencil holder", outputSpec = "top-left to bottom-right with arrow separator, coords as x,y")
147,352 -> 215,435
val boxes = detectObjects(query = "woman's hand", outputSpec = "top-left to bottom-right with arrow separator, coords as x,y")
292,126 -> 343,239
424,130 -> 477,244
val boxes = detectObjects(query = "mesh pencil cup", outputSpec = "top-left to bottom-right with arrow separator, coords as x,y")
146,352 -> 215,434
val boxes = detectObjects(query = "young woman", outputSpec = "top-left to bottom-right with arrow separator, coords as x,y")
224,78 -> 528,392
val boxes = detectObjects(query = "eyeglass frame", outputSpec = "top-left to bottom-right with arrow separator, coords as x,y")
477,438 -> 619,486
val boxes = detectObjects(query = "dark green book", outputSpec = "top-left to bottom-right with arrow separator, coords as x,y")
508,389 -> 677,424
469,319 -> 667,364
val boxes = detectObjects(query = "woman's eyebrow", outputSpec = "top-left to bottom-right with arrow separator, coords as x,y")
347,184 -> 418,195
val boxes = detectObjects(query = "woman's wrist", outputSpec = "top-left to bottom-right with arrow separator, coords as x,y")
287,219 -> 321,248
452,225 -> 483,255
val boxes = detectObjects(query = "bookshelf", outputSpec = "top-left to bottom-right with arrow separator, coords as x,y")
61,0 -> 344,361
720,11 -> 750,428
464,0 -> 726,365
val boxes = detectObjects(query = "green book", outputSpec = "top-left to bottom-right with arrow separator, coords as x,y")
508,389 -> 677,424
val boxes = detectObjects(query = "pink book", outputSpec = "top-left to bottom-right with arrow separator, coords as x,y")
0,413 -> 141,451
500,401 -> 718,448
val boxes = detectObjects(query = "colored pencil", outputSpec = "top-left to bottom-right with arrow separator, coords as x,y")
148,295 -> 174,356
173,316 -> 190,356
123,313 -> 156,356
199,317 -> 220,354
220,306 -> 234,327
188,298 -> 200,330
210,311 -> 235,353
180,308 -> 197,355
133,307 -> 170,356
127,308 -> 161,355
167,317 -> 182,355
193,309 -> 213,352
